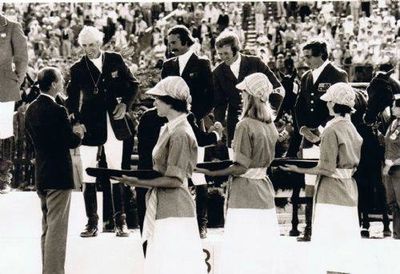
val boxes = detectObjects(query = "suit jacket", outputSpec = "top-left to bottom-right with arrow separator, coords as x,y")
213,54 -> 282,144
294,62 -> 348,129
0,14 -> 28,102
25,95 -> 81,190
161,52 -> 213,121
137,108 -> 218,170
66,52 -> 139,146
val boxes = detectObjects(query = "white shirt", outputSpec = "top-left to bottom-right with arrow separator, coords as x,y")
178,48 -> 194,76
90,52 -> 104,72
229,54 -> 241,79
312,59 -> 330,84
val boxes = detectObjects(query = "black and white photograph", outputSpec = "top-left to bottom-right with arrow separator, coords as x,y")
1,0 -> 400,273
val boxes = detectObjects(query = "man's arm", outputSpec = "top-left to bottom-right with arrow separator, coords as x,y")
116,54 -> 139,109
212,72 -> 228,127
11,22 -> 28,86
197,58 -> 214,119
65,66 -> 82,124
58,106 -> 82,149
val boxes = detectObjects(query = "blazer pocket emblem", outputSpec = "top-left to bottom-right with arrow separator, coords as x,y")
111,70 -> 119,78
0,33 -> 6,38
318,83 -> 331,92
189,72 -> 196,78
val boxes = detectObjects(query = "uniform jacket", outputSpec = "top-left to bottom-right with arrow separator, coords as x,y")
25,95 -> 81,190
0,14 -> 28,102
66,52 -> 139,146
161,52 -> 214,121
295,62 -> 348,129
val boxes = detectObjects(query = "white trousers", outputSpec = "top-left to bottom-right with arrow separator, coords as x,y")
80,115 -> 123,183
0,101 -> 15,139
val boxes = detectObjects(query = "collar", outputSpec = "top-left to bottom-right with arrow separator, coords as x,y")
312,59 -> 330,82
166,113 -> 187,133
325,114 -> 350,129
40,92 -> 56,103
229,54 -> 241,78
178,48 -> 194,74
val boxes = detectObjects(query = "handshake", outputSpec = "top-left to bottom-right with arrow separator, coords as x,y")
209,121 -> 224,140
73,123 -> 86,139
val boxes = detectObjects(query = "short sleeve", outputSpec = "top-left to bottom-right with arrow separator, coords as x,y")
317,128 -> 338,174
165,132 -> 196,183
233,122 -> 252,168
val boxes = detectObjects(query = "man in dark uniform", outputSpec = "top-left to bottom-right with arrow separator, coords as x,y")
161,25 -> 214,238
294,39 -> 348,241
66,26 -> 138,238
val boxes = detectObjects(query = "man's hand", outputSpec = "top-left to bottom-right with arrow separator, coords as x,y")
73,124 -> 86,139
113,103 -> 127,120
300,126 -> 320,143
209,121 -> 224,140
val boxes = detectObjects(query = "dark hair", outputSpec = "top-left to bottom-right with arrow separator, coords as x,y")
167,25 -> 194,47
333,103 -> 352,116
158,95 -> 189,113
378,63 -> 394,72
302,39 -> 328,61
215,32 -> 241,56
37,67 -> 59,92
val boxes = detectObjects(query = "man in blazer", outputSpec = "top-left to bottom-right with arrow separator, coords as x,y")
213,31 -> 285,146
0,12 -> 28,140
294,39 -> 348,241
25,67 -> 83,274
66,26 -> 139,237
161,25 -> 215,238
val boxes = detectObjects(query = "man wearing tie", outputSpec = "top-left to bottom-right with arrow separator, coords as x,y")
66,26 -> 138,238
25,67 -> 83,274
294,39 -> 348,241
161,25 -> 214,238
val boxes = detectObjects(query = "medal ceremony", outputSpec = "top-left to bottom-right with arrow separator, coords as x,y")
1,1 -> 400,274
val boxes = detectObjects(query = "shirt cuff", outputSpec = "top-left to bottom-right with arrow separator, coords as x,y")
212,131 -> 221,141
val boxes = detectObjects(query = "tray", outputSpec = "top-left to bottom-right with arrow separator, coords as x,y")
86,168 -> 162,179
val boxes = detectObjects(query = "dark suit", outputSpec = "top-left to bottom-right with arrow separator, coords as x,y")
294,62 -> 348,130
213,54 -> 282,145
161,52 -> 214,121
25,94 -> 81,274
66,51 -> 139,229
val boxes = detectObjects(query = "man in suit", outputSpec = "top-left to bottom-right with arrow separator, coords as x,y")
294,39 -> 348,241
0,12 -> 28,150
66,26 -> 138,237
161,25 -> 215,238
213,31 -> 285,146
25,67 -> 83,274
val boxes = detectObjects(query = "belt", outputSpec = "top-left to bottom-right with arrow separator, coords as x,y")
330,168 -> 355,179
239,168 -> 267,180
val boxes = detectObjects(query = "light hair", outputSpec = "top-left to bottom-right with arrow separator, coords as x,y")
78,26 -> 104,46
240,93 -> 273,123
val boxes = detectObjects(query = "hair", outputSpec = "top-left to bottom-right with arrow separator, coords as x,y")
37,67 -> 59,93
167,25 -> 194,47
158,95 -> 189,113
215,31 -> 241,56
240,93 -> 273,123
302,39 -> 329,61
78,26 -> 104,46
332,103 -> 352,116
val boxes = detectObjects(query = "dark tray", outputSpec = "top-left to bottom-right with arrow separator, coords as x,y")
86,168 -> 162,179
270,158 -> 319,168
196,160 -> 233,171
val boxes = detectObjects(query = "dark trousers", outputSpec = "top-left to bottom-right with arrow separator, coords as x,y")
37,189 -> 71,274
196,184 -> 208,229
384,174 -> 400,238
136,187 -> 148,255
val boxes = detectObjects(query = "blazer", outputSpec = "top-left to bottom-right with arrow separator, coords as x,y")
66,52 -> 139,146
213,54 -> 282,144
161,52 -> 214,121
294,62 -> 348,129
25,95 -> 81,190
0,14 -> 28,102
137,108 -> 218,170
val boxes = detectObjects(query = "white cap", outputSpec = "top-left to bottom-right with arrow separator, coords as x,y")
236,73 -> 273,102
146,76 -> 192,104
78,26 -> 104,45
320,82 -> 355,108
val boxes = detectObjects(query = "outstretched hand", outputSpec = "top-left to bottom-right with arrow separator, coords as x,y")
111,175 -> 139,186
279,164 -> 299,173
113,103 -> 127,120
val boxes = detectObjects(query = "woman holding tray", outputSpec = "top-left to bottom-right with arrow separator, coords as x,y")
195,73 -> 281,274
281,82 -> 363,274
114,76 -> 206,274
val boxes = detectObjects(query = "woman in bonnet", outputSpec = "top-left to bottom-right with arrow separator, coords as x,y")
196,72 -> 281,274
115,76 -> 206,274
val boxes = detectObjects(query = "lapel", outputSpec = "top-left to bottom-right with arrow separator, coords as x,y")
221,62 -> 237,84
238,54 -> 249,82
82,55 -> 101,79
314,63 -> 331,87
170,57 -> 180,76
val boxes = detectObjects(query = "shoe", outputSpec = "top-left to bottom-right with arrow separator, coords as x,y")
80,225 -> 98,238
103,220 -> 115,233
199,226 -> 207,239
115,224 -> 130,237
360,229 -> 370,238
383,229 -> 392,238
0,183 -> 11,194
297,228 -> 311,242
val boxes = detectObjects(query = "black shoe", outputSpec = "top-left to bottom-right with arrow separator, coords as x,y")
297,228 -> 311,242
360,229 -> 370,238
80,225 -> 98,238
103,221 -> 115,233
383,229 -> 392,238
115,224 -> 130,237
199,227 -> 207,239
